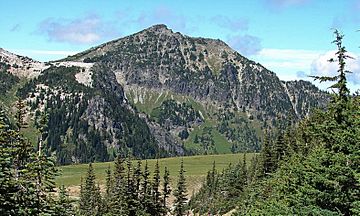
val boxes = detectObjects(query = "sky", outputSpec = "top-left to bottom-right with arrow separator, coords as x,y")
1,0 -> 360,91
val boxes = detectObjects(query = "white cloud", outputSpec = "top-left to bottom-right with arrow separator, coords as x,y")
252,48 -> 360,92
38,14 -> 119,44
228,34 -> 262,56
254,48 -> 322,77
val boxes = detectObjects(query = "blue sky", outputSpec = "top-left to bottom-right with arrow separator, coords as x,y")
1,0 -> 360,91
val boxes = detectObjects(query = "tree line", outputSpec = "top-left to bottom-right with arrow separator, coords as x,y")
77,156 -> 188,216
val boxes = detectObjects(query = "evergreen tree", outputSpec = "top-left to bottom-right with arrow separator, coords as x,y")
150,160 -> 162,215
79,163 -> 103,216
173,159 -> 187,216
134,160 -> 142,197
311,30 -> 351,124
29,112 -> 58,214
104,166 -> 113,214
55,185 -> 74,216
261,131 -> 274,175
15,99 -> 27,130
240,153 -> 248,186
141,160 -> 153,213
111,155 -> 128,215
272,132 -> 286,170
0,110 -> 19,215
125,156 -> 138,216
206,161 -> 217,195
162,166 -> 171,214
0,106 -> 59,215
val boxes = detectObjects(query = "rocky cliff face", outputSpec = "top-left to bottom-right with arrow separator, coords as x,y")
0,24 -> 329,164
66,24 -> 328,124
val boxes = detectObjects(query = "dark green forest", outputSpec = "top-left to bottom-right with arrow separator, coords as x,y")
0,31 -> 359,215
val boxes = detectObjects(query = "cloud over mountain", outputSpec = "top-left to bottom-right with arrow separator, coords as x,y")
38,14 -> 118,44
227,34 -> 262,56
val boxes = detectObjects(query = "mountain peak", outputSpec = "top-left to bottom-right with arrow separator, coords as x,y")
147,24 -> 170,31
139,24 -> 175,36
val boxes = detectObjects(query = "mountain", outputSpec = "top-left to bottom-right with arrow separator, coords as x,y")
0,24 -> 329,164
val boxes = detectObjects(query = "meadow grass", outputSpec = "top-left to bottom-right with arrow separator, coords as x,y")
56,153 -> 255,188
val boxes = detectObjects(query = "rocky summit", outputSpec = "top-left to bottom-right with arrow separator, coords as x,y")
0,24 -> 329,164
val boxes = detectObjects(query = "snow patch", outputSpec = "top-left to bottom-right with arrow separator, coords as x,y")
55,61 -> 94,87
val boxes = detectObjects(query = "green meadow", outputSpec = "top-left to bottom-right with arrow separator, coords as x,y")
56,153 -> 255,191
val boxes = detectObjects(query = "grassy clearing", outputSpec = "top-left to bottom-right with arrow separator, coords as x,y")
184,119 -> 232,154
56,153 -> 255,188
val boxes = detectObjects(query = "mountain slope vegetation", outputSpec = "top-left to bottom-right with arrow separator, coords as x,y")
0,24 -> 329,164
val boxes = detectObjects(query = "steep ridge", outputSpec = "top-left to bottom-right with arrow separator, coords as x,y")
65,24 -> 328,124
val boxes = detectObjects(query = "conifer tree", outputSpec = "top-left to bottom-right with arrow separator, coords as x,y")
0,110 -> 19,215
29,112 -> 58,214
206,161 -> 217,195
79,163 -> 103,216
162,166 -> 171,214
104,166 -> 113,214
141,160 -> 153,213
173,159 -> 187,216
134,160 -> 142,196
261,132 -> 274,175
272,132 -> 286,170
125,156 -> 138,216
15,99 -> 27,131
311,30 -> 351,124
240,153 -> 248,186
55,185 -> 73,216
111,155 -> 128,215
150,160 -> 162,215
0,106 -> 59,215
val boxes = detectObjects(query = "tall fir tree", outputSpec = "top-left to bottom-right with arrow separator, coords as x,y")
29,112 -> 58,214
0,105 -> 59,215
150,160 -> 162,215
173,159 -> 187,216
141,160 -> 153,213
162,166 -> 171,214
272,132 -> 286,170
79,163 -> 103,216
111,155 -> 128,215
125,156 -> 138,216
261,131 -> 274,175
104,165 -> 113,214
55,185 -> 74,216
240,153 -> 248,187
0,110 -> 19,215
